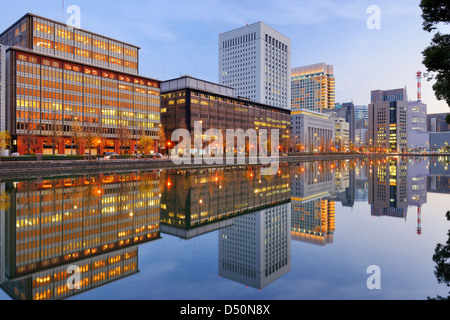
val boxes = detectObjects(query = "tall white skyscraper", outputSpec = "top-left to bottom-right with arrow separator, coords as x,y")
219,21 -> 291,110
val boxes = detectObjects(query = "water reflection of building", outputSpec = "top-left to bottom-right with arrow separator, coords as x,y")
160,166 -> 291,239
355,161 -> 369,202
218,203 -> 291,290
0,172 -> 161,300
291,162 -> 336,246
369,158 -> 408,219
427,157 -> 450,194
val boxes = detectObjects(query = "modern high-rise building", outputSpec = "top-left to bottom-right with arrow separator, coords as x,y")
427,113 -> 450,132
368,88 -> 409,153
0,13 -> 161,156
407,100 -> 429,151
219,21 -> 291,110
291,63 -> 335,113
355,105 -> 368,128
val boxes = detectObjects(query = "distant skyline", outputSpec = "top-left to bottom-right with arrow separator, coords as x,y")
1,0 -> 449,113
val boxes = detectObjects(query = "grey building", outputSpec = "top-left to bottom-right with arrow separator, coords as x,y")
291,109 -> 334,153
324,102 -> 356,146
219,21 -> 291,110
427,113 -> 450,132
368,89 -> 409,152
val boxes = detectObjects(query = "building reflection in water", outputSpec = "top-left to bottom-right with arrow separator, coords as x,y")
160,165 -> 291,239
0,171 -> 161,300
290,161 -> 336,246
218,202 -> 291,290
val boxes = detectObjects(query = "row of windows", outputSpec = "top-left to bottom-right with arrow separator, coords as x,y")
33,21 -> 138,57
17,53 -> 157,87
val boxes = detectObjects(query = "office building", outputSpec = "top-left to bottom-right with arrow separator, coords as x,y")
407,100 -> 429,151
160,76 -> 291,154
291,63 -> 335,113
0,13 -> 161,155
330,113 -> 350,152
219,21 -> 291,109
427,113 -> 450,132
0,45 -> 6,133
355,105 -> 369,128
324,102 -> 356,146
355,128 -> 368,149
0,13 -> 139,74
291,109 -> 334,153
368,88 -> 409,152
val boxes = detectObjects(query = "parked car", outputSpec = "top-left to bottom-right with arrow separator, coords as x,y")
11,153 -> 20,157
104,152 -> 119,160
153,153 -> 163,159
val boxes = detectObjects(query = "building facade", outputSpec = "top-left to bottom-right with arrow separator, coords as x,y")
368,89 -> 409,153
0,14 -> 161,156
291,63 -> 335,113
0,13 -> 139,74
161,76 -> 291,154
291,109 -> 334,153
427,113 -> 450,132
219,21 -> 291,110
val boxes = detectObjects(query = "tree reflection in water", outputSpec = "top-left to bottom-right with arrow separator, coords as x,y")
429,211 -> 450,300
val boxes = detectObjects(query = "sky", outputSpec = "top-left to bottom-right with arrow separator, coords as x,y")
1,0 -> 449,114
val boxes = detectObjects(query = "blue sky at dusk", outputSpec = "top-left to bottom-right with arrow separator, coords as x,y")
1,0 -> 449,113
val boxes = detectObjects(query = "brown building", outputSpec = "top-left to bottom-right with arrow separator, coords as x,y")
0,13 -> 161,156
160,76 -> 291,155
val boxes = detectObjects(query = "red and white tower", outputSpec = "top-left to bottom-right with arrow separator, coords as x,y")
416,71 -> 422,102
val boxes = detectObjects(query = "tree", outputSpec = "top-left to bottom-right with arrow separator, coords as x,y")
50,112 -> 62,155
0,131 -> 11,155
23,110 -> 35,155
72,118 -> 84,155
158,125 -> 167,154
139,136 -> 154,158
84,126 -> 98,160
428,210 -> 450,300
117,112 -> 131,155
420,0 -> 450,107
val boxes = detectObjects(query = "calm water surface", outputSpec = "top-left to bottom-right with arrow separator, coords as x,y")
0,156 -> 449,300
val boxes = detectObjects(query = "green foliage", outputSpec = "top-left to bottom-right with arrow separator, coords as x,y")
420,0 -> 450,32
420,0 -> 450,108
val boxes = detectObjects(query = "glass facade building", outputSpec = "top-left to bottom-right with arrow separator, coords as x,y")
161,76 -> 291,154
0,14 -> 161,156
291,63 -> 335,113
